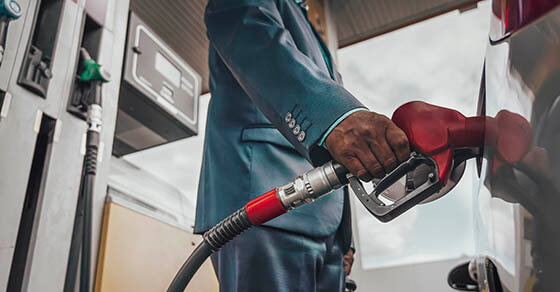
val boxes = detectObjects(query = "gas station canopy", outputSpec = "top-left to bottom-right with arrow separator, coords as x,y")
333,0 -> 480,47
130,0 -> 481,94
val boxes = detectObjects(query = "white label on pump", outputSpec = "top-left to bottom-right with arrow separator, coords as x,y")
53,120 -> 62,143
80,133 -> 87,156
34,110 -> 43,133
0,92 -> 12,119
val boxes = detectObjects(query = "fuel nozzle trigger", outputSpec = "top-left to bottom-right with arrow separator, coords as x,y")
348,148 -> 479,222
78,48 -> 110,110
348,152 -> 442,222
349,101 -> 485,222
78,48 -> 110,131
79,48 -> 110,84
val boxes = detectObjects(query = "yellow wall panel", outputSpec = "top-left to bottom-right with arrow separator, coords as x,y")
95,202 -> 218,292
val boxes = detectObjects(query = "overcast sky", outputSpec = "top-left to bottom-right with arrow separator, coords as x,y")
337,1 -> 490,268
123,1 -> 491,269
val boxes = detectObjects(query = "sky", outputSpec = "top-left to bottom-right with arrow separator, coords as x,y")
123,1 -> 491,269
337,1 -> 490,268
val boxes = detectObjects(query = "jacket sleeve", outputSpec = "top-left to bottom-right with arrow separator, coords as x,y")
205,0 -> 364,166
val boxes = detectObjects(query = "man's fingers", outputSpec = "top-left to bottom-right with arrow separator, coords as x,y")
340,155 -> 372,182
386,125 -> 411,163
355,142 -> 385,179
369,140 -> 398,174
325,111 -> 411,182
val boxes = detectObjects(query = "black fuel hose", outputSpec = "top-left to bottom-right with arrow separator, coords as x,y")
168,241 -> 212,291
80,130 -> 99,292
168,209 -> 253,292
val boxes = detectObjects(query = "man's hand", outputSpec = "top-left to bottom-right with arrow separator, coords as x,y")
344,249 -> 355,276
325,111 -> 410,181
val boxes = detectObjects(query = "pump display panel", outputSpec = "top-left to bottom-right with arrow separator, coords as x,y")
114,12 -> 201,156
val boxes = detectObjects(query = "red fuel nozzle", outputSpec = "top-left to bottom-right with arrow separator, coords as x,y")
392,101 -> 487,185
392,101 -> 532,184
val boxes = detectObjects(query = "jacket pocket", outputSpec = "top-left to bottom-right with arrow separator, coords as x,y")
241,126 -> 296,151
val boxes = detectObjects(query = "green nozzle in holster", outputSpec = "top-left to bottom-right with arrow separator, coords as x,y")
80,58 -> 110,83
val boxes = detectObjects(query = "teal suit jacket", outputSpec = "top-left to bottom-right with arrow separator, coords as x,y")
195,0 -> 363,250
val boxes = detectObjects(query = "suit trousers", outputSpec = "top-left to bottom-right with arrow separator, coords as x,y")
211,226 -> 345,292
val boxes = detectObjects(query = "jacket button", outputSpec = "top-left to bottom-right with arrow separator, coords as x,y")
297,131 -> 306,142
288,119 -> 296,128
285,112 -> 292,122
293,125 -> 301,135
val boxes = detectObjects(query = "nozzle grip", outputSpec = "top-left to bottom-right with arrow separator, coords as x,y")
348,153 -> 443,222
392,101 -> 486,185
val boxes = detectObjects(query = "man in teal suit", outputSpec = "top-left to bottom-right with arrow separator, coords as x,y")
194,0 -> 410,291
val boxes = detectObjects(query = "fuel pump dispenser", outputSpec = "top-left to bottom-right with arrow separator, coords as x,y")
113,12 -> 200,157
0,0 -> 22,65
0,0 -> 128,290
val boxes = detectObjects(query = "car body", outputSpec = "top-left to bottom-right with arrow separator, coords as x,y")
469,1 -> 560,291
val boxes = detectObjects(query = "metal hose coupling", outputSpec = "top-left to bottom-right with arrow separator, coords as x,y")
277,161 -> 347,210
87,104 -> 102,132
202,161 -> 348,252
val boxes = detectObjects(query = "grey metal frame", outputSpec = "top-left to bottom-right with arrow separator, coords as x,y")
0,0 -> 130,290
